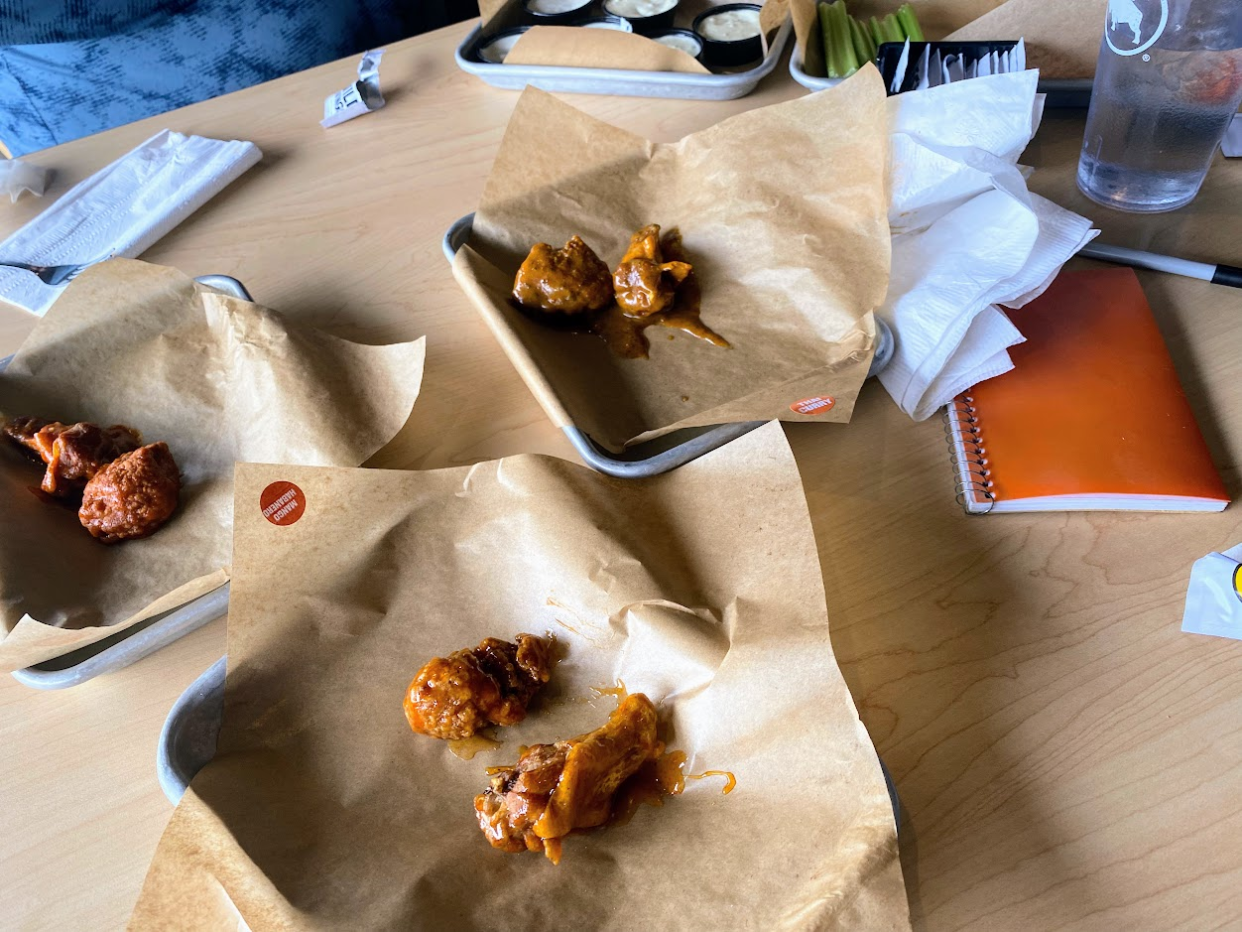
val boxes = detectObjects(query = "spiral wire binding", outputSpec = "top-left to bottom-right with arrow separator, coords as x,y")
943,394 -> 995,516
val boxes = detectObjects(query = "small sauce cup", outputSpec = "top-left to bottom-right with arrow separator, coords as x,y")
601,0 -> 680,36
477,26 -> 532,63
523,0 -> 596,25
572,13 -> 635,30
692,2 -> 764,67
648,27 -> 704,60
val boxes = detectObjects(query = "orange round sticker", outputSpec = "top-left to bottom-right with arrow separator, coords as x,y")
260,481 -> 306,527
789,396 -> 836,415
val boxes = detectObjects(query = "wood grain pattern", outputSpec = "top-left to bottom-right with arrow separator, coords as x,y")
1,22 -> 1241,932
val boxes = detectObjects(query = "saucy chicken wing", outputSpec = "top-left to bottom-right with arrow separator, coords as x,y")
612,224 -> 692,318
474,692 -> 662,864
3,416 -> 142,497
78,441 -> 181,543
513,236 -> 614,315
404,634 -> 553,741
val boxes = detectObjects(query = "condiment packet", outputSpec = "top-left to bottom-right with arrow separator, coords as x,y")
321,49 -> 385,129
0,158 -> 50,203
1181,543 -> 1242,640
1223,114 -> 1242,158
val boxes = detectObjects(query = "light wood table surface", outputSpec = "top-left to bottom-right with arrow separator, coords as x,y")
2,21 -> 1241,932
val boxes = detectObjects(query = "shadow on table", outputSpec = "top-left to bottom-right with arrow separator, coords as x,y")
788,383 -> 1085,930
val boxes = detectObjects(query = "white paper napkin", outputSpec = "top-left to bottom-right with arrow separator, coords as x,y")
877,71 -> 1097,421
0,130 -> 261,316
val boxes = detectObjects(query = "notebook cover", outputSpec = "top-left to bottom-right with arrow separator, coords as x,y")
968,267 -> 1229,504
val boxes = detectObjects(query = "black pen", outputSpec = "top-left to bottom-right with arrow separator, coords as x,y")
1081,242 -> 1242,289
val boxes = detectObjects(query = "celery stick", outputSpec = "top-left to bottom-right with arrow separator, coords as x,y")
879,12 -> 903,44
896,3 -> 925,41
821,1 -> 860,78
868,15 -> 884,47
818,3 -> 834,77
849,14 -> 876,63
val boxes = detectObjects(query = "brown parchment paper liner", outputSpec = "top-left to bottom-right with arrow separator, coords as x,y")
483,0 -> 785,75
505,26 -> 711,74
453,70 -> 890,453
947,0 -> 1105,79
0,259 -> 425,670
128,422 -> 909,932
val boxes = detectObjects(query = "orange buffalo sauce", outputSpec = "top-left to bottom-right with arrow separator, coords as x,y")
611,749 -> 736,826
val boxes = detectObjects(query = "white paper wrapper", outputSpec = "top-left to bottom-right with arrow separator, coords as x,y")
0,159 -> 50,202
321,49 -> 386,128
1183,542 -> 1242,640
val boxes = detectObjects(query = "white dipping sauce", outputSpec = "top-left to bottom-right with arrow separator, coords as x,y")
480,32 -> 524,63
605,0 -> 677,17
528,0 -> 589,13
582,18 -> 633,29
697,7 -> 761,41
654,33 -> 702,55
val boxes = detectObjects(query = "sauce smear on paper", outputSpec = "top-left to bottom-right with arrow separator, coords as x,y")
590,681 -> 628,704
610,748 -> 736,825
449,733 -> 502,760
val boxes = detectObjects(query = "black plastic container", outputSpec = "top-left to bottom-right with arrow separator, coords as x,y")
648,27 -> 704,60
476,26 -> 532,63
601,0 -> 679,35
523,0 -> 596,26
693,3 -> 764,67
875,40 -> 1092,107
572,13 -> 634,31
876,40 -> 1017,93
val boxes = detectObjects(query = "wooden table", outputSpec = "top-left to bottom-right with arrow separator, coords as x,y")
1,22 -> 1240,932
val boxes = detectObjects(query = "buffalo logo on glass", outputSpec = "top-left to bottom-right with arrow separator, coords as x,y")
1106,0 -> 1169,56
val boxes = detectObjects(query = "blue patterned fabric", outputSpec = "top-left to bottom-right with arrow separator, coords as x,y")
0,1 -> 187,45
0,1 -> 454,156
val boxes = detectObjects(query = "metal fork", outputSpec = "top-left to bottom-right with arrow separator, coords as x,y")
0,257 -> 106,287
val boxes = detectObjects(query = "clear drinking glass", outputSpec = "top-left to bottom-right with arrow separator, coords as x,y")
1077,0 -> 1242,213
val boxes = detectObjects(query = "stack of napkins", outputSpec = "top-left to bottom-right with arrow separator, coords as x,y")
877,69 -> 1097,420
0,130 -> 261,317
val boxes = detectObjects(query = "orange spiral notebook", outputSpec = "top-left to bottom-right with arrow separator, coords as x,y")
946,267 -> 1230,515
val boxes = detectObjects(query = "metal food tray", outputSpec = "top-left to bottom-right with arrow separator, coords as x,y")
158,654 -> 903,833
788,48 -> 1093,108
5,274 -> 250,689
456,17 -> 792,101
443,213 -> 895,478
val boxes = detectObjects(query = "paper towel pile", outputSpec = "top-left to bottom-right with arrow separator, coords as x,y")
878,70 -> 1097,420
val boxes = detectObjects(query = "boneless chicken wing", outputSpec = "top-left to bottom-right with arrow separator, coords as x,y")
404,634 -> 553,740
3,416 -> 142,497
612,224 -> 692,317
513,236 -> 614,315
474,693 -> 662,863
78,442 -> 182,543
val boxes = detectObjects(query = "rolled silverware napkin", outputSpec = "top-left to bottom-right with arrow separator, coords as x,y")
0,130 -> 261,316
